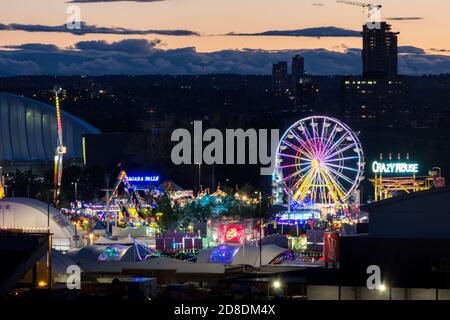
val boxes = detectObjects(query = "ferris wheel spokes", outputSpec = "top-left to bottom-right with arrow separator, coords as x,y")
281,164 -> 312,183
319,124 -> 339,158
321,132 -> 350,159
322,142 -> 357,162
325,162 -> 361,173
325,165 -> 357,186
281,139 -> 314,159
273,116 -> 364,207
322,155 -> 360,163
290,129 -> 317,158
298,123 -> 318,155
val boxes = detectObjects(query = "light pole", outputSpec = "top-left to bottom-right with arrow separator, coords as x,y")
27,178 -> 31,198
256,191 -> 262,269
46,186 -> 52,293
196,163 -> 202,191
72,180 -> 79,203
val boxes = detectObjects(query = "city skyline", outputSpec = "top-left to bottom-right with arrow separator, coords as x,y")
0,0 -> 449,75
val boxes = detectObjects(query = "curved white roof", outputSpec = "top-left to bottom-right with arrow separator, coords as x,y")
0,197 -> 75,240
0,92 -> 100,161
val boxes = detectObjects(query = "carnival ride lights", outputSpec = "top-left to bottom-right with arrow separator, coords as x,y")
209,244 -> 240,264
370,167 -> 445,201
97,245 -> 129,262
219,224 -> 245,243
134,239 -> 160,261
270,251 -> 295,265
273,116 -> 365,208
371,161 -> 418,174
0,167 -> 4,199
99,170 -> 144,222
275,209 -> 321,225
53,87 -> 67,205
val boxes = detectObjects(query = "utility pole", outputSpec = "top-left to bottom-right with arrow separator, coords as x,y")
47,187 -> 52,294
259,192 -> 262,269
211,163 -> 215,191
101,174 -> 115,233
198,163 -> 202,191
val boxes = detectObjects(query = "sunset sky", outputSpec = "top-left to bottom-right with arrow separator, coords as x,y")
0,0 -> 449,75
2,0 -> 449,51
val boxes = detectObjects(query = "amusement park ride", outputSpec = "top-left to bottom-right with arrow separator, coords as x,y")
272,116 -> 445,216
370,154 -> 445,201
99,170 -> 145,224
272,116 -> 365,213
53,87 -> 67,205
0,167 -> 4,200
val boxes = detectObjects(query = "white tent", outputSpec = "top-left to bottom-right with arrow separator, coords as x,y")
77,256 -> 225,274
196,244 -> 289,268
231,244 -> 287,267
0,197 -> 75,249
94,235 -> 135,245
51,250 -> 83,283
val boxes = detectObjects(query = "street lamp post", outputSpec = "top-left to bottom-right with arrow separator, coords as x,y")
256,191 -> 262,269
196,163 -> 202,191
46,187 -> 52,293
72,180 -> 78,202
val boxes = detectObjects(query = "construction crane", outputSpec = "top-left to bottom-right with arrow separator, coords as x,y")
336,0 -> 382,22
53,87 -> 67,205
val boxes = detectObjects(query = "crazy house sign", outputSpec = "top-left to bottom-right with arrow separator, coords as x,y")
371,161 -> 419,175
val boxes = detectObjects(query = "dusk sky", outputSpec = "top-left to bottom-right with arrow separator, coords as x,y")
1,0 -> 450,75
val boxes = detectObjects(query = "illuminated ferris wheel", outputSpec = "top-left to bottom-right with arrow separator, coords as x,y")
272,116 -> 365,207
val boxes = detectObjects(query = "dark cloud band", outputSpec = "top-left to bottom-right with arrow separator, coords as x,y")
227,27 -> 361,37
0,22 -> 199,36
67,0 -> 164,3
0,39 -> 448,76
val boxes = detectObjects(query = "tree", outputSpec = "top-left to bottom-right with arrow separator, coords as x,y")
155,194 -> 182,232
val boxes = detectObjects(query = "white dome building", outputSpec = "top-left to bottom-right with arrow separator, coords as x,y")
0,92 -> 100,163
0,197 -> 75,250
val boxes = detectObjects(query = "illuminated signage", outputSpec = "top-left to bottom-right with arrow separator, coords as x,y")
371,161 -> 419,174
127,175 -> 160,183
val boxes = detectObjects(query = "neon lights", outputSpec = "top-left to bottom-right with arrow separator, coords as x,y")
273,116 -> 364,206
209,244 -> 240,264
97,245 -> 128,262
371,161 -> 418,174
127,175 -> 160,183
276,209 -> 321,224
219,224 -> 244,243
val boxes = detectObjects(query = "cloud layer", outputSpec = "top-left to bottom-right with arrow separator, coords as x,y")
67,0 -> 163,3
227,27 -> 361,37
0,22 -> 198,36
0,39 -> 449,76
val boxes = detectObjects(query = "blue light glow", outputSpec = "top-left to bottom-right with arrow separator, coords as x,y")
209,244 -> 240,264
